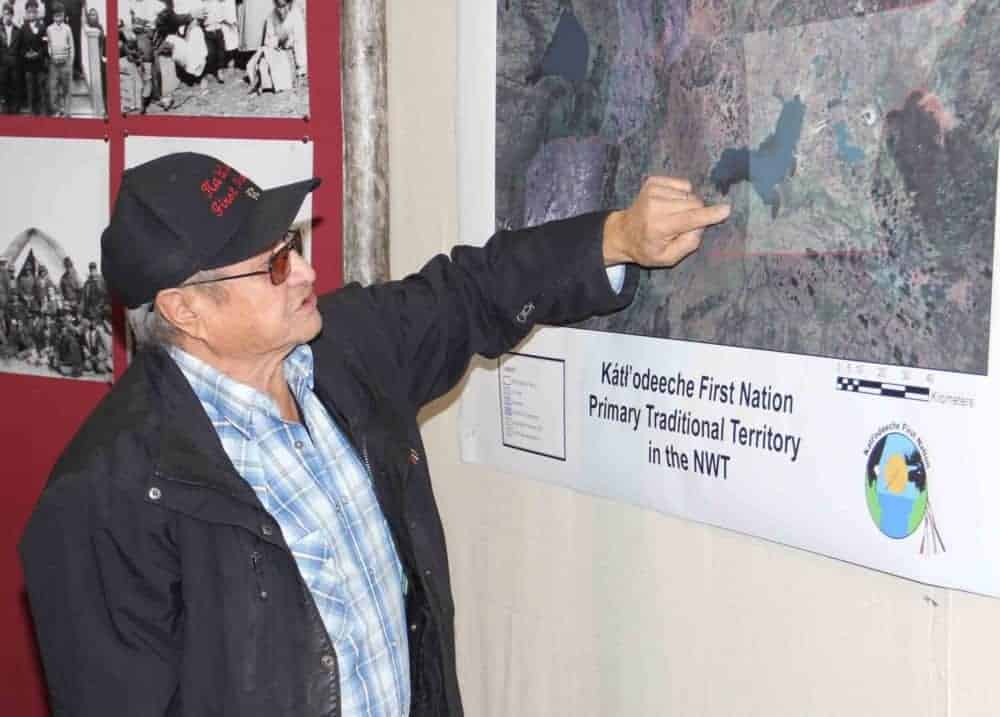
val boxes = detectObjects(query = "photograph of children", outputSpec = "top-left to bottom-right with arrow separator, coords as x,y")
0,1 -> 108,117
118,0 -> 308,117
0,137 -> 111,381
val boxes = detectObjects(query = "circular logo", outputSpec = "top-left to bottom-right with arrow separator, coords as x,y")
865,431 -> 928,539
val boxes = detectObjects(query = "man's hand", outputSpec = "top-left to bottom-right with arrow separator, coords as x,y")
602,176 -> 730,267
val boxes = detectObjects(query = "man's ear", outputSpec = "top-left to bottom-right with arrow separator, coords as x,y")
155,288 -> 206,342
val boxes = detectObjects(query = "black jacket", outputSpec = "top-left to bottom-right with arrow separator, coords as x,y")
20,213 -> 638,716
0,21 -> 22,65
20,20 -> 46,70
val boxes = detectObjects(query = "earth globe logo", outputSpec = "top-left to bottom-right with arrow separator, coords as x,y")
865,432 -> 927,539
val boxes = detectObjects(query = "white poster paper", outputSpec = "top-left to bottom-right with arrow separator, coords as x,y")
459,1 -> 1000,596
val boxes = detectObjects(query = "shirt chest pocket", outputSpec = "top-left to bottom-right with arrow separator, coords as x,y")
286,528 -> 351,643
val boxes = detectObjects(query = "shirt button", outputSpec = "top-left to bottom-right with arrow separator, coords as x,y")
409,623 -> 418,633
320,654 -> 336,671
294,440 -> 304,450
261,524 -> 273,537
148,487 -> 162,501
424,569 -> 432,577
259,590 -> 269,600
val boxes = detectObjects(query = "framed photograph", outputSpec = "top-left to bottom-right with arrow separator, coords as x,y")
118,0 -> 309,117
0,136 -> 111,381
2,1 -> 109,118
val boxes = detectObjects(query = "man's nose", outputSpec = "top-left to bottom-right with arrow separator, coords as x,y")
287,244 -> 316,285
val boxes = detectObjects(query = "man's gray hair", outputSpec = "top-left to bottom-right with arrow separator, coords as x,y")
126,302 -> 180,348
125,269 -> 228,348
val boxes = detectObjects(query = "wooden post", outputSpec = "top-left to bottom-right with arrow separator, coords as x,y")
341,0 -> 390,285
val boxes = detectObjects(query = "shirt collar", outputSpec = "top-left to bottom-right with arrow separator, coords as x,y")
168,344 -> 316,438
284,342 -> 316,397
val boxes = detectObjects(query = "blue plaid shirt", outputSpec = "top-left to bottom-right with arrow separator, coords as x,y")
169,345 -> 410,717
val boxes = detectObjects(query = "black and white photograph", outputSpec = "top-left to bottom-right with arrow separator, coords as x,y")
0,137 -> 111,381
1,1 -> 109,117
118,0 -> 309,117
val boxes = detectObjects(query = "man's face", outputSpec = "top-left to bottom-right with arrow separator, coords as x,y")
86,9 -> 99,28
53,12 -> 65,25
26,8 -> 37,22
185,239 -> 321,361
2,10 -> 12,25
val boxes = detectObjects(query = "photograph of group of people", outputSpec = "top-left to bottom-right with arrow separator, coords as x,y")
119,0 -> 308,117
0,244 -> 111,379
0,0 -> 107,117
0,137 -> 110,382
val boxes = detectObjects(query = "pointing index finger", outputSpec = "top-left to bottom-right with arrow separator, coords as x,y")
661,204 -> 731,237
646,175 -> 693,194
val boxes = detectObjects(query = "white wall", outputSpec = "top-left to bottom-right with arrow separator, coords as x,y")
385,2 -> 1000,715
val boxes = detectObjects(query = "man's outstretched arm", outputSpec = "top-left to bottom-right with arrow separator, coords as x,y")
319,176 -> 730,408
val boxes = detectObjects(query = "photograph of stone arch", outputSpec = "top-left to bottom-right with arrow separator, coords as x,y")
0,136 -> 110,381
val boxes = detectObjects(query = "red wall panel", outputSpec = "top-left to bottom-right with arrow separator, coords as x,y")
0,4 -> 341,713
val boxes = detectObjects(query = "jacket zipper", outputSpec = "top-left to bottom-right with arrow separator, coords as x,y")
245,550 -> 263,690
250,551 -> 264,590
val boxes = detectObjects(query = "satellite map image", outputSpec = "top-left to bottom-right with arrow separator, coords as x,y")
497,0 -> 999,374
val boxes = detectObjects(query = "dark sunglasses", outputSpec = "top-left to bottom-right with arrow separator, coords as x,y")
183,233 -> 303,289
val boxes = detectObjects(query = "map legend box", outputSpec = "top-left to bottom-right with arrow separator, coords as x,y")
498,352 -> 566,461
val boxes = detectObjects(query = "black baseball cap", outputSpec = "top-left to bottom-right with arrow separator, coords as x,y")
101,152 -> 320,308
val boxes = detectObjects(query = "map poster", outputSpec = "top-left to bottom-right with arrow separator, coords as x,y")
458,1 -> 1000,595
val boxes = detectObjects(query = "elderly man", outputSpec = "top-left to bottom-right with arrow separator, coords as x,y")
20,152 -> 728,716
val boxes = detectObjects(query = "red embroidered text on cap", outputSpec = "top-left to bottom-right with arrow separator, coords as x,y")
200,163 -> 262,218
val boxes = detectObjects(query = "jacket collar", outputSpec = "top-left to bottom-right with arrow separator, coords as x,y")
145,340 -> 376,497
166,344 -> 318,441
139,347 -> 261,506
309,339 -> 376,439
